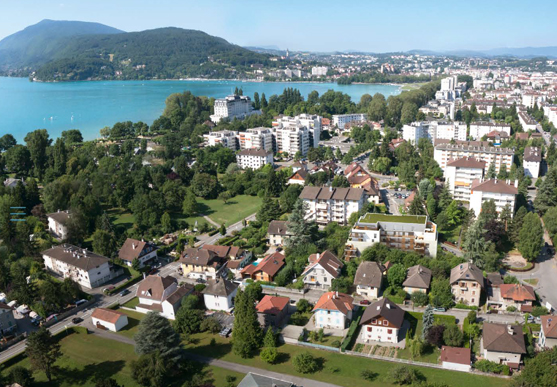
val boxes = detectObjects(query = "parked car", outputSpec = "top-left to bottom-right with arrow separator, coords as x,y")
119,289 -> 130,297
75,299 -> 88,307
102,286 -> 115,293
433,307 -> 446,312
148,268 -> 158,275
219,327 -> 231,337
72,317 -> 83,324
360,300 -> 371,305
196,278 -> 206,283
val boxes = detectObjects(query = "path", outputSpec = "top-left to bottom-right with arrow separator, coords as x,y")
195,212 -> 257,248
200,214 -> 220,228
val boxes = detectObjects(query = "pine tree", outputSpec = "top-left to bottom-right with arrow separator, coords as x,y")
421,305 -> 434,340
438,182 -> 453,209
463,220 -> 487,268
257,196 -> 281,223
134,312 -> 182,364
261,93 -> 268,108
486,163 -> 496,179
335,147 -> 343,160
26,327 -> 61,382
534,167 -> 557,214
182,190 -> 198,217
263,327 -> 277,348
510,206 -> 527,244
232,290 -> 263,358
426,193 -> 437,219
518,212 -> 544,262
408,195 -> 425,215
285,199 -> 316,250
266,168 -> 283,197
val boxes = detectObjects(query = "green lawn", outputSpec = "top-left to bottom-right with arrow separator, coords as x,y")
397,345 -> 441,363
184,332 -> 509,387
401,82 -> 428,91
115,308 -> 145,339
197,195 -> 263,226
121,297 -> 140,309
308,334 -> 343,348
1,330 -> 243,387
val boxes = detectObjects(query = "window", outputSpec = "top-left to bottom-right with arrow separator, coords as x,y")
383,320 -> 388,325
388,329 -> 393,334
367,327 -> 372,332
471,298 -> 475,303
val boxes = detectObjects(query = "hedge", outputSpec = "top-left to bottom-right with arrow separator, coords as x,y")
107,274 -> 144,296
505,262 -> 534,272
208,229 -> 219,236
473,359 -> 510,375
341,307 -> 364,351
455,303 -> 479,311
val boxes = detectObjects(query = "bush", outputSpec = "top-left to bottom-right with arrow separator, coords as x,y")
531,306 -> 549,317
260,347 -> 279,364
201,317 -> 222,334
389,365 -> 421,385
474,359 -> 510,375
443,324 -> 464,347
426,325 -> 445,348
331,340 -> 341,348
396,288 -> 408,299
467,311 -> 477,324
210,338 -> 216,346
455,303 -> 478,311
506,306 -> 517,312
291,312 -> 309,326
411,291 -> 429,307
340,309 -> 363,351
8,366 -> 34,386
360,369 -> 378,381
298,328 -> 307,342
194,284 -> 206,292
292,352 -> 319,374
296,298 -> 312,313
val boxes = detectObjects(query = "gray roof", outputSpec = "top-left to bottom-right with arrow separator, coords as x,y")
238,148 -> 272,157
353,261 -> 383,288
166,284 -> 194,305
46,210 -> 70,225
524,146 -> 542,162
450,263 -> 484,288
482,323 -> 526,354
202,279 -> 238,297
267,220 -> 291,236
42,244 -> 110,272
360,297 -> 405,328
238,373 -> 293,387
403,265 -> 432,289
299,186 -> 364,201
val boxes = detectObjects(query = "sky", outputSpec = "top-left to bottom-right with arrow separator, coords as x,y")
1,0 -> 556,52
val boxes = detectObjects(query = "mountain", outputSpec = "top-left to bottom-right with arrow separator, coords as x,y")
0,19 -> 124,69
0,20 -> 272,81
408,46 -> 557,58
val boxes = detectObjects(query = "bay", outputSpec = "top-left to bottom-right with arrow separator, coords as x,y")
0,77 -> 400,142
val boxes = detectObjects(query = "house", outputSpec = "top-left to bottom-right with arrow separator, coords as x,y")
202,278 -> 238,311
91,308 -> 129,332
469,179 -> 518,218
42,244 -> 114,289
179,247 -> 227,280
135,275 -> 194,320
539,315 -> 557,349
118,238 -> 158,268
203,244 -> 252,276
312,291 -> 354,329
287,168 -> 308,185
46,210 -> 70,240
3,177 -> 25,189
441,346 -> 471,372
267,220 -> 292,246
481,323 -> 526,369
344,163 -> 377,190
0,303 -> 16,334
240,252 -> 285,282
354,261 -> 383,300
359,298 -> 405,344
237,372 -> 293,387
236,149 -> 274,170
523,146 -> 541,178
403,265 -> 432,294
450,263 -> 484,307
302,250 -> 343,288
498,284 -> 536,312
256,295 -> 289,327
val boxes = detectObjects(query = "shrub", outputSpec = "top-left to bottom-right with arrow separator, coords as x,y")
292,352 -> 319,374
225,375 -> 236,383
474,359 -> 509,374
296,298 -> 312,313
210,338 -> 216,346
531,306 -> 549,317
200,317 -> 222,334
389,365 -> 421,385
290,312 -> 309,326
331,340 -> 341,348
426,325 -> 445,348
194,284 -> 206,292
396,288 -> 408,299
298,328 -> 307,342
455,303 -> 478,310
467,310 -> 477,324
260,347 -> 279,364
340,309 -> 363,351
506,306 -> 517,312
443,324 -> 464,347
8,366 -> 34,386
411,291 -> 429,307
361,369 -> 378,381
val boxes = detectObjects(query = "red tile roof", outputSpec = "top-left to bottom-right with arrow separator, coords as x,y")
499,284 -> 536,302
91,308 -> 127,324
441,346 -> 471,365
256,295 -> 289,315
313,292 -> 354,315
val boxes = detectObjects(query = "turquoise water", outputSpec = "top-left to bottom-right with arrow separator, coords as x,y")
0,77 -> 400,142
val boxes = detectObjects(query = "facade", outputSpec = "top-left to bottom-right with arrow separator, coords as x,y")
359,298 -> 405,344
238,127 -> 274,151
287,168 -> 308,185
435,121 -> 467,141
402,265 -> 432,294
450,263 -> 484,307
118,238 -> 158,268
354,261 -> 383,300
402,122 -> 436,144
312,292 -> 354,329
267,220 -> 291,246
273,114 -> 321,153
345,214 -> 438,260
402,121 -> 467,144
496,284 -> 536,312
210,95 -> 261,123
202,278 -> 238,312
444,157 -> 486,202
539,315 -> 557,349
203,130 -> 239,150
302,251 -> 343,289
441,346 -> 471,372
42,244 -> 113,289
91,308 -> 128,332
135,275 -> 194,320
523,146 -> 541,178
434,142 -> 514,174
332,114 -> 367,130
518,112 -> 538,132
311,66 -> 329,76
240,252 -> 285,282
481,323 -> 526,369
469,122 -> 511,140
179,247 -> 228,280
236,149 -> 274,170
46,210 -> 70,240
0,303 -> 16,334
299,186 -> 366,226
469,179 -> 518,218
256,295 -> 289,327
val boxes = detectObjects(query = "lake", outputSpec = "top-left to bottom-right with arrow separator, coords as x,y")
0,77 -> 401,142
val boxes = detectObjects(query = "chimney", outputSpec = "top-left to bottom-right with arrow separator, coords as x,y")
507,325 -> 514,335
336,291 -> 339,298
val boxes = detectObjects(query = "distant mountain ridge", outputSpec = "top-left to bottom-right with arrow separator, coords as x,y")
407,46 -> 557,58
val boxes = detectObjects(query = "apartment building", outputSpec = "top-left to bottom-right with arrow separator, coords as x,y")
273,125 -> 310,156
469,179 -> 518,218
444,157 -> 486,202
236,149 -> 274,170
332,113 -> 367,130
203,130 -> 239,150
273,114 -> 321,150
311,66 -> 328,76
299,186 -> 366,225
210,95 -> 261,123
435,121 -> 467,141
469,122 -> 511,140
345,214 -> 438,259
434,142 -> 514,174
238,127 -> 274,151
402,121 -> 466,144
46,210 -> 70,240
450,263 -> 484,307
523,146 -> 541,178
518,112 -> 538,132
402,122 -> 436,144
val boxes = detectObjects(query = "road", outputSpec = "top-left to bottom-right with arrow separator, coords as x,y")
195,213 -> 257,248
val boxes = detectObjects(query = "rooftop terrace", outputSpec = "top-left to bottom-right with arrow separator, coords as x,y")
358,213 -> 427,225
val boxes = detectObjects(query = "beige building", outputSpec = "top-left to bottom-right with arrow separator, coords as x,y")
434,142 -> 514,174
354,261 -> 384,300
302,251 -> 343,289
402,265 -> 432,294
267,220 -> 291,246
443,157 -> 486,202
179,248 -> 227,280
450,263 -> 484,307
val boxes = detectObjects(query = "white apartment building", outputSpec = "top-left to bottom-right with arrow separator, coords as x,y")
402,122 -> 436,144
469,179 -> 518,218
203,130 -> 239,150
236,149 -> 274,170
444,157 -> 486,202
42,244 -> 113,289
332,114 -> 367,130
523,146 -> 541,178
518,112 -> 538,132
238,127 -> 274,151
469,122 -> 511,140
273,114 -> 321,154
299,186 -> 366,225
210,95 -> 261,123
522,93 -> 546,109
543,105 -> 557,127
345,214 -> 438,259
434,142 -> 514,174
435,121 -> 467,141
402,121 -> 466,144
311,66 -> 329,76
46,210 -> 70,240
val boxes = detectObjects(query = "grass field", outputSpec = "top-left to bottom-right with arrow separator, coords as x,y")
184,332 -> 509,387
401,82 -> 428,91
1,330 -> 243,387
114,308 -> 145,339
197,195 -> 263,226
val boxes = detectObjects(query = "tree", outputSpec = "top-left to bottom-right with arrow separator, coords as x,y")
370,157 -> 391,174
174,307 -> 204,334
0,134 -> 16,151
219,223 -> 227,236
285,199 -> 317,250
257,196 -> 281,223
511,347 -> 557,387
92,229 -> 116,257
191,173 -> 218,199
200,317 -> 222,334
412,291 -> 429,307
26,327 -> 62,382
232,289 -> 263,358
260,347 -> 278,364
182,189 -> 198,217
534,167 -> 557,214
8,366 -> 34,387
134,312 -> 182,364
131,351 -> 169,387
263,327 -> 277,348
218,191 -> 231,204
426,324 -> 446,348
429,278 -> 453,309
421,305 -> 434,339
408,195 -> 425,215
486,163 -> 496,179
401,102 -> 419,124
389,365 -> 421,385
266,168 -> 283,197
132,258 -> 142,271
368,93 -> 387,122
24,129 -> 51,179
161,212 -> 172,234
4,145 -> 31,175
462,220 -> 487,268
443,324 -> 464,347
296,298 -> 312,314
61,129 -> 83,144
292,352 -> 319,374
244,282 -> 263,301
387,263 -> 406,289
518,212 -> 543,262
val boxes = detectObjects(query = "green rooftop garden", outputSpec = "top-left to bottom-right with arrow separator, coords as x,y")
359,213 -> 427,224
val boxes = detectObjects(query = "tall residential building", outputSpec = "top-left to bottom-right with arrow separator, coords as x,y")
203,130 -> 239,150
434,142 -> 514,174
469,179 -> 518,218
236,149 -> 274,170
345,214 -> 438,260
402,121 -> 466,144
210,95 -> 261,123
402,122 -> 436,144
444,157 -> 486,202
469,122 -> 511,140
272,114 -> 321,155
435,121 -> 468,141
332,114 -> 367,130
311,66 -> 329,76
299,186 -> 366,226
238,127 -> 274,151
523,146 -> 541,178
